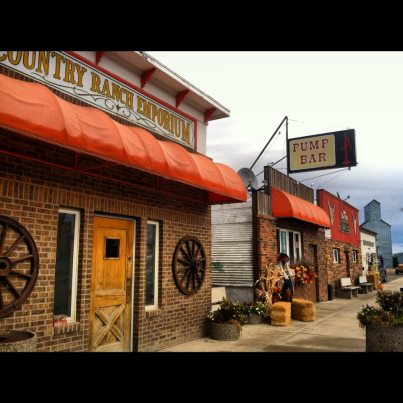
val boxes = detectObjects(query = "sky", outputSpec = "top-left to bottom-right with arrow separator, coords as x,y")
148,52 -> 403,254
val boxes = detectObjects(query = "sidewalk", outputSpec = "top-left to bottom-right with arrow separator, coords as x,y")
160,276 -> 403,352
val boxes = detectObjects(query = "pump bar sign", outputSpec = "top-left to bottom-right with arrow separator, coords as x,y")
287,129 -> 357,173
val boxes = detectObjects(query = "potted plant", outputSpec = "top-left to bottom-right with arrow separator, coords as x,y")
239,301 -> 267,324
357,290 -> 403,352
206,298 -> 247,340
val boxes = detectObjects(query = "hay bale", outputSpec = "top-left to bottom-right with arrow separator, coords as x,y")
291,298 -> 316,321
271,302 -> 291,326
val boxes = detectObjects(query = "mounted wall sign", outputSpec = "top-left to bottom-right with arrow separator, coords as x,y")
0,51 -> 196,150
0,216 -> 39,317
287,129 -> 357,173
172,236 -> 206,296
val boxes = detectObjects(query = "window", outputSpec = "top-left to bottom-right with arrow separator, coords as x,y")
145,221 -> 159,310
352,250 -> 358,263
105,238 -> 120,259
53,209 -> 80,322
333,248 -> 340,263
277,229 -> 302,263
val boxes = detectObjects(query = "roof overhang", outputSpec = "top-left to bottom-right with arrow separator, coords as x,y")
271,187 -> 331,228
0,73 -> 245,205
109,51 -> 230,121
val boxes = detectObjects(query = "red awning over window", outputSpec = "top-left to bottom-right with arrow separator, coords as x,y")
0,74 -> 246,204
271,187 -> 331,228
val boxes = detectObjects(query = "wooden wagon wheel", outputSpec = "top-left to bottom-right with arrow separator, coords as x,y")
0,216 -> 39,317
172,236 -> 206,296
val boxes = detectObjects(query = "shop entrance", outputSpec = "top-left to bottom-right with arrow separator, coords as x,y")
90,216 -> 134,352
309,244 -> 320,302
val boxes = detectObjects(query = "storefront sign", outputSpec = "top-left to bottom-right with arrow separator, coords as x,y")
287,129 -> 357,173
363,240 -> 374,247
0,51 -> 195,149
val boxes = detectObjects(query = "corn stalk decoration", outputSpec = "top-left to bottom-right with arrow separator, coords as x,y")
254,263 -> 284,317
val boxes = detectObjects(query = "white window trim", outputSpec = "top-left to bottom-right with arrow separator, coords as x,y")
333,248 -> 340,263
57,208 -> 80,322
145,221 -> 159,311
352,250 -> 358,263
278,229 -> 302,263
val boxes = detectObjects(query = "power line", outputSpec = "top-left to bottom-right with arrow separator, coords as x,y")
296,168 -> 350,183
288,117 -> 350,131
315,169 -> 349,188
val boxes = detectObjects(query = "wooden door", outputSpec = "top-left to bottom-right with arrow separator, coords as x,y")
90,217 -> 134,352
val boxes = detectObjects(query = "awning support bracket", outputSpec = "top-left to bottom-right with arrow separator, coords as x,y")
176,90 -> 190,108
141,68 -> 156,89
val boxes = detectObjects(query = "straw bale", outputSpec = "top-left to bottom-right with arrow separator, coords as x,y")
291,298 -> 316,321
271,302 -> 291,326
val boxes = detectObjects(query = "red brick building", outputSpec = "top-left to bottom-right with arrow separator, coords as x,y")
0,51 -> 246,351
212,166 -> 331,303
317,189 -> 362,295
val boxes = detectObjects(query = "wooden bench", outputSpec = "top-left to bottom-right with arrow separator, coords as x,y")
358,275 -> 374,294
339,277 -> 360,299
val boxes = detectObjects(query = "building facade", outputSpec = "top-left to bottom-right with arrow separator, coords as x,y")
360,227 -> 377,274
0,51 -> 246,351
317,189 -> 362,293
212,166 -> 331,303
360,200 -> 393,269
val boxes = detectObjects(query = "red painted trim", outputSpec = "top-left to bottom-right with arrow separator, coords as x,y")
80,161 -> 116,171
66,51 -> 198,151
176,89 -> 190,108
95,51 -> 106,65
0,148 -> 208,205
204,107 -> 216,124
141,68 -> 156,89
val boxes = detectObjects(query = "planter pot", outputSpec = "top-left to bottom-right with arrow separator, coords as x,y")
366,324 -> 403,352
210,322 -> 240,341
0,331 -> 37,352
248,313 -> 263,325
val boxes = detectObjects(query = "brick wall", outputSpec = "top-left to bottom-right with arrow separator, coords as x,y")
256,215 -> 328,303
325,239 -> 362,294
0,131 -> 211,352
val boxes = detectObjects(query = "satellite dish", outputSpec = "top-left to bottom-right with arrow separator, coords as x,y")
238,168 -> 259,190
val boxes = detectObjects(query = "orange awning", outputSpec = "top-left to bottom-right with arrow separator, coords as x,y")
0,74 -> 246,204
271,187 -> 331,228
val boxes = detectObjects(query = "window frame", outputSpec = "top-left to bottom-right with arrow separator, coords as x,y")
145,220 -> 159,311
54,208 -> 80,323
277,228 -> 302,264
352,250 -> 358,263
333,248 -> 340,263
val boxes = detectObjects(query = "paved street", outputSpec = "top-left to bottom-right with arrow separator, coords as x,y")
160,275 -> 403,352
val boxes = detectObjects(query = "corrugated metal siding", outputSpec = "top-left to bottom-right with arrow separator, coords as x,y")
211,195 -> 254,287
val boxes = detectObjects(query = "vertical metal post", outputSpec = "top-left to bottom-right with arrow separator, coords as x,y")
250,116 -> 287,170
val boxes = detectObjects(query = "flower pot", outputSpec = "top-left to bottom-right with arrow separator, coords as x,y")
248,313 -> 263,325
210,322 -> 240,341
366,324 -> 403,352
0,331 -> 37,352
